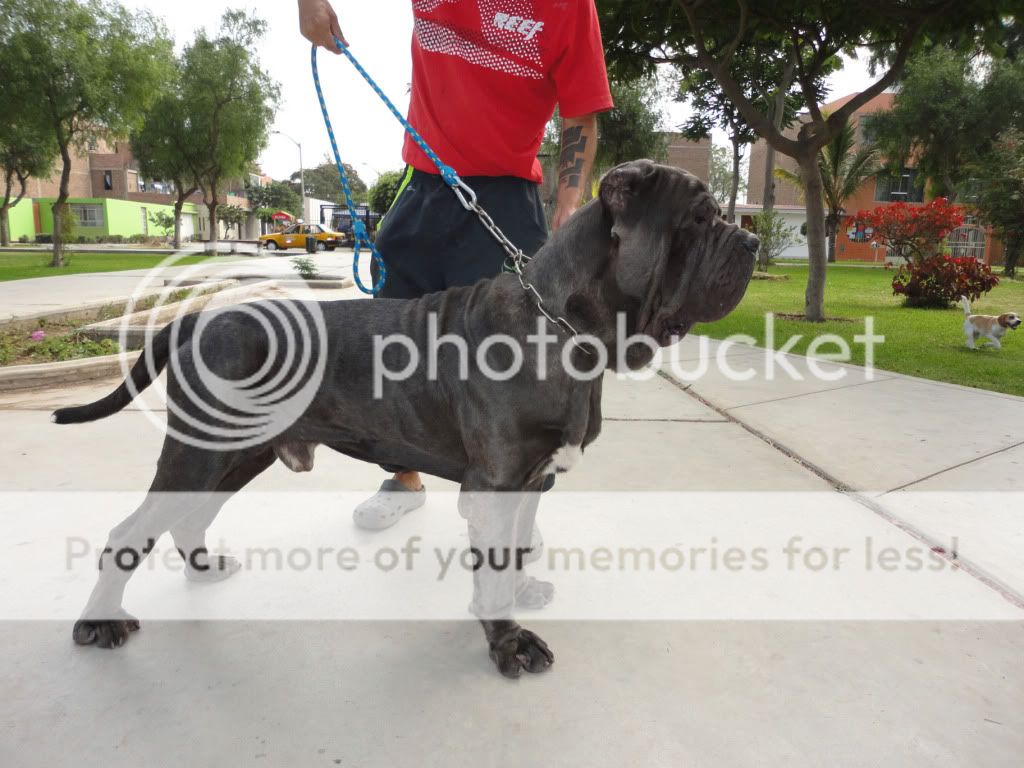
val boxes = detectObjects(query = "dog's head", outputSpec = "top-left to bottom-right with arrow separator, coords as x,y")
598,159 -> 757,349
998,312 -> 1021,330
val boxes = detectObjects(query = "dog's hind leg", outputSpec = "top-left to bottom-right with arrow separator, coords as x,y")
170,448 -> 277,583
73,441 -> 244,649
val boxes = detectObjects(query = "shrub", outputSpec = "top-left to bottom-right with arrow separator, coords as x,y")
891,255 -> 999,308
854,198 -> 965,263
17,234 -> 29,243
290,255 -> 320,280
35,234 -> 53,244
28,333 -> 118,362
749,210 -> 802,271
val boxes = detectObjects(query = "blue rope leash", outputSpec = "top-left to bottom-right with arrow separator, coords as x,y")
311,37 -> 481,294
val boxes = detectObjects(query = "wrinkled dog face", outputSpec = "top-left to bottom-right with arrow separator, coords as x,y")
600,159 -> 758,347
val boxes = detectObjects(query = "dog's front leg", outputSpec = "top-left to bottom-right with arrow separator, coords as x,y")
459,481 -> 554,678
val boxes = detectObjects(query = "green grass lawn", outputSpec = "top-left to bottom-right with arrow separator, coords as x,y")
696,265 -> 1024,397
0,251 -> 212,282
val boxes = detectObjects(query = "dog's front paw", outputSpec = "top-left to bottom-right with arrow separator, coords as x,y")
73,612 -> 140,649
488,626 -> 554,679
184,554 -> 242,583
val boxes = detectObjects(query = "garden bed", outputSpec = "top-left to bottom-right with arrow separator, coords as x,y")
0,280 -> 236,367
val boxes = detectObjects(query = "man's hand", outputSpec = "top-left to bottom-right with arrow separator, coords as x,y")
551,113 -> 598,231
298,0 -> 346,52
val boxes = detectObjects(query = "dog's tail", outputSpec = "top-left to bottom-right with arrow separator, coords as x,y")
52,315 -> 197,425
959,295 -> 972,316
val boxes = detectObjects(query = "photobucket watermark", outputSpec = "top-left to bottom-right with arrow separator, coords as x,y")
372,313 -> 886,396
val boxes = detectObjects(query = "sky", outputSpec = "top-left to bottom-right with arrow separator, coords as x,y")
119,0 -> 883,187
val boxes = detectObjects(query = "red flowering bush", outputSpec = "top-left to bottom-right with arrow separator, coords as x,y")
891,255 -> 999,308
853,198 -> 965,263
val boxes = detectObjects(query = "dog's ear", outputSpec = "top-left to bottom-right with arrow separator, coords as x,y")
599,160 -> 659,221
597,160 -> 672,299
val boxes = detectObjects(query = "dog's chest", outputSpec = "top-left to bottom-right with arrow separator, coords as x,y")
544,443 -> 583,475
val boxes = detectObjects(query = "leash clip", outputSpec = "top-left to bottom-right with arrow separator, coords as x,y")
449,177 -> 478,211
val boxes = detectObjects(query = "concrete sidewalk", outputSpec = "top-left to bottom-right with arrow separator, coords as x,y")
0,334 -> 1021,766
0,249 -> 356,322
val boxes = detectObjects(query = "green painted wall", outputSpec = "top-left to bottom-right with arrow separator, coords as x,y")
33,197 -> 199,239
6,197 -> 35,242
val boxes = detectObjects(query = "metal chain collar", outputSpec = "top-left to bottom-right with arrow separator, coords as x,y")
450,179 -> 592,355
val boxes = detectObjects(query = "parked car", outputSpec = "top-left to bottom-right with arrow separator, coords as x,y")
260,223 -> 349,252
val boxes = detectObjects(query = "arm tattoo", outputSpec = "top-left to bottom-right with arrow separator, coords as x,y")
558,125 -> 587,189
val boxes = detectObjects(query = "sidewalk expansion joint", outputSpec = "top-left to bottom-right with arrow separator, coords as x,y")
657,368 -> 1024,613
885,439 -> 1024,493
724,377 -> 891,411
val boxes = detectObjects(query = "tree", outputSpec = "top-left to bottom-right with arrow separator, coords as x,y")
775,119 -> 880,264
968,128 -> 1024,277
0,118 -> 55,246
294,161 -> 367,204
706,145 -> 737,205
865,48 -> 1024,202
246,179 -> 303,217
676,45 -> 812,222
596,76 -> 669,172
132,88 -> 200,249
217,204 -> 248,239
368,169 -> 406,215
0,0 -> 173,266
598,0 -> 1014,321
180,10 -> 278,253
148,210 -> 176,239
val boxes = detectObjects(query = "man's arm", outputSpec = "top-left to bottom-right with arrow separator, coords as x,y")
552,113 -> 599,232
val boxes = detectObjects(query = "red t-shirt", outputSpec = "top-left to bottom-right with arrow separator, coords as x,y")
403,0 -> 613,182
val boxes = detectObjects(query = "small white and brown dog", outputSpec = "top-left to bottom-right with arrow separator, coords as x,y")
960,296 -> 1021,349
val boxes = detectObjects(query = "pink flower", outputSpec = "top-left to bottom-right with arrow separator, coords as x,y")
30,330 -> 46,341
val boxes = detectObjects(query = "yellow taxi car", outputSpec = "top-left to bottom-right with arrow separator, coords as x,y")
259,223 -> 349,252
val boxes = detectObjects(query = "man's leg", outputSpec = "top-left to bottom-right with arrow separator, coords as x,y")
354,170 -> 449,529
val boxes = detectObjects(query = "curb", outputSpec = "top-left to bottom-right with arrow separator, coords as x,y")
0,351 -> 139,392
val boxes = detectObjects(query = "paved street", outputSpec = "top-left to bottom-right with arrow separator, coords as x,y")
0,312 -> 1021,765
1,259 -> 1023,766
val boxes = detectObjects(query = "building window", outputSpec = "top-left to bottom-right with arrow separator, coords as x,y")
874,169 -> 924,203
71,204 -> 104,228
103,171 -> 113,191
947,215 -> 985,261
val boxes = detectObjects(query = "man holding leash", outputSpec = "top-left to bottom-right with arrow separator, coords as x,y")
297,0 -> 612,543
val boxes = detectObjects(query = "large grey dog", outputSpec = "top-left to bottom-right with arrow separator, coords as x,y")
54,160 -> 756,678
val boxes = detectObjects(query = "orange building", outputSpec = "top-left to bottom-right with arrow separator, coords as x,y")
746,92 -> 1005,265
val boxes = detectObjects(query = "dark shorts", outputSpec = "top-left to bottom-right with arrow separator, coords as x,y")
371,168 -> 548,299
371,168 -> 549,477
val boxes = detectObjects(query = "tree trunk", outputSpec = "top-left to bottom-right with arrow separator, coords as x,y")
1,170 -> 15,247
1005,232 -> 1020,278
205,192 -> 219,255
800,152 -> 827,322
761,88 -> 786,214
728,135 -> 741,223
51,142 -> 73,267
826,212 -> 838,263
173,194 -> 185,250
